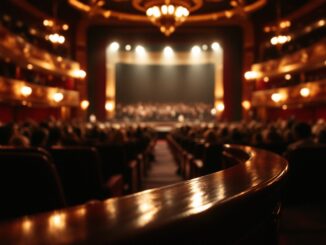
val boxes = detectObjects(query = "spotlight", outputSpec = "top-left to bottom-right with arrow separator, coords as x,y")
109,42 -> 120,52
271,93 -> 282,103
242,100 -> 251,110
211,42 -> 221,51
125,44 -> 132,51
20,86 -> 32,97
284,74 -> 291,80
135,45 -> 146,55
53,92 -> 64,102
191,45 -> 201,55
163,46 -> 173,57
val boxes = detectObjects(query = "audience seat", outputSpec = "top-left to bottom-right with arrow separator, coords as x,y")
283,145 -> 326,205
49,146 -> 124,206
0,150 -> 66,221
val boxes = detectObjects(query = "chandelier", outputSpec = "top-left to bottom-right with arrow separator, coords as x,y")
146,4 -> 189,36
68,0 -> 267,36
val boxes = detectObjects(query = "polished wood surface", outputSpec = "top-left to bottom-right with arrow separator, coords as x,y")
0,145 -> 288,244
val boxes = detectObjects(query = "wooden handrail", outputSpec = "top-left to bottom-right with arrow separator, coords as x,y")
0,145 -> 288,244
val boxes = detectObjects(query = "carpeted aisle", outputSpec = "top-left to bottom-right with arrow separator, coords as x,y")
142,140 -> 182,190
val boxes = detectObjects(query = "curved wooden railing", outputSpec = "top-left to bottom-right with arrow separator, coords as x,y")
0,145 -> 288,244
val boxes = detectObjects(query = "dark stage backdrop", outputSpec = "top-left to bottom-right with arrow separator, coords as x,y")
115,64 -> 215,104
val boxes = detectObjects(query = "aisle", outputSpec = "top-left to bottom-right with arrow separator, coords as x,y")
142,140 -> 182,190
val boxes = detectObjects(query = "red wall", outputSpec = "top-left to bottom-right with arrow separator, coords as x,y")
0,104 -> 60,123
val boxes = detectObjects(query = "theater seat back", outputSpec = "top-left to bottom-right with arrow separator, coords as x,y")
0,152 -> 66,221
49,146 -> 104,206
284,145 -> 326,204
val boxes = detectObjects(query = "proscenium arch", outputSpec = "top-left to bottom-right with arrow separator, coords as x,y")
105,47 -> 223,117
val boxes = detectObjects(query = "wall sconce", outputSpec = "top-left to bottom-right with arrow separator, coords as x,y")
242,100 -> 251,110
20,85 -> 32,97
80,100 -> 90,110
271,92 -> 282,103
300,87 -> 310,97
53,92 -> 64,102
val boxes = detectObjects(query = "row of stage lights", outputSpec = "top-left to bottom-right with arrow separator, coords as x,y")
107,42 -> 222,55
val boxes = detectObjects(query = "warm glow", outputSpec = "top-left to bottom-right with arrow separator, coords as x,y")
73,69 -> 86,79
48,213 -> 66,231
53,92 -> 64,102
279,20 -> 291,29
109,42 -> 120,52
163,46 -> 174,58
135,45 -> 146,55
263,76 -> 269,82
20,85 -> 32,97
22,219 -> 33,233
242,100 -> 251,110
210,108 -> 217,115
244,71 -> 259,80
146,4 -> 189,36
90,114 -> 96,123
105,101 -> 114,111
300,87 -> 310,97
27,64 -> 33,70
270,35 -> 291,45
284,74 -> 292,80
80,100 -> 90,110
202,44 -> 208,51
43,19 -> 54,27
211,42 -> 221,51
48,33 -> 65,44
125,44 -> 132,51
191,45 -> 201,55
318,19 -> 325,27
271,93 -> 282,103
282,104 -> 288,110
216,102 -> 225,112
62,24 -> 69,30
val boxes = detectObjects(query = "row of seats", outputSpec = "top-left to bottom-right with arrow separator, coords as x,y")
0,140 -> 156,221
167,135 -> 242,179
168,132 -> 326,206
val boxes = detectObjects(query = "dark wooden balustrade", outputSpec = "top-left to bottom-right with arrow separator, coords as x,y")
0,145 -> 288,244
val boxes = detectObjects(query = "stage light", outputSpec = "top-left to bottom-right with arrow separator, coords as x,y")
282,105 -> 288,110
202,44 -> 208,51
27,64 -> 33,70
211,42 -> 221,51
191,45 -> 201,55
163,46 -> 174,58
210,108 -> 217,116
109,42 -> 120,52
125,44 -> 132,51
135,45 -> 146,55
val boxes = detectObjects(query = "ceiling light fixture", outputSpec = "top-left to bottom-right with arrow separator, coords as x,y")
68,0 -> 267,36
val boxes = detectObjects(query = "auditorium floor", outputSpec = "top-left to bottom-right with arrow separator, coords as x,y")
142,140 -> 182,190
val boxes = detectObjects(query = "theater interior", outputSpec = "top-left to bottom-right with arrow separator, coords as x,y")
0,0 -> 325,244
